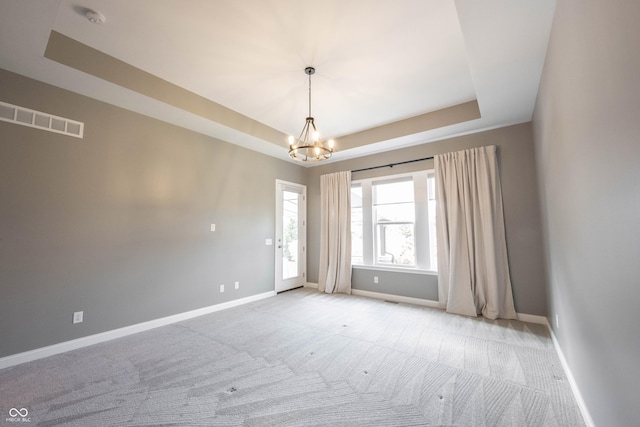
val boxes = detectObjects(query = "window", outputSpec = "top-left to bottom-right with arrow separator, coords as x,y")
351,185 -> 364,265
374,179 -> 415,265
351,171 -> 437,271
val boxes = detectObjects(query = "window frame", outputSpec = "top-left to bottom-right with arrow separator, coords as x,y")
351,170 -> 437,273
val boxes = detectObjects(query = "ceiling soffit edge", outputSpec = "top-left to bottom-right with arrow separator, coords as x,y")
44,30 -> 481,156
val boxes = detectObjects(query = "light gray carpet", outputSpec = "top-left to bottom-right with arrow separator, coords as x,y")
0,288 -> 585,426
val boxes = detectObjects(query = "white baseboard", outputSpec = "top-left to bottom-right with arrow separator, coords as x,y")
515,312 -> 549,325
303,282 -> 318,289
348,289 -> 551,328
548,327 -> 596,427
351,289 -> 441,308
0,291 -> 276,370
511,313 -> 594,425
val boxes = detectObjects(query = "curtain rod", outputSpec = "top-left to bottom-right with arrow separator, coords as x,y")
351,156 -> 434,173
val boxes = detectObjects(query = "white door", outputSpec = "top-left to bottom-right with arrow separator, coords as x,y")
275,180 -> 306,293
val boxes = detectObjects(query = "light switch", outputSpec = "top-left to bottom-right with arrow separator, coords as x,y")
210,224 -> 216,232
266,239 -> 273,246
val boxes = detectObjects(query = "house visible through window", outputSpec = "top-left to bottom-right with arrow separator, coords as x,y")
351,170 -> 437,272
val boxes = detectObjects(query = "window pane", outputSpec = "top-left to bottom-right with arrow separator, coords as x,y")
427,174 -> 437,270
374,180 -> 415,267
428,198 -> 437,270
376,224 -> 415,266
428,174 -> 436,201
374,180 -> 413,205
375,203 -> 415,223
351,186 -> 363,264
352,185 -> 362,208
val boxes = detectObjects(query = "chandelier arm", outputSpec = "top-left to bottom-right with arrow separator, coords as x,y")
297,119 -> 311,146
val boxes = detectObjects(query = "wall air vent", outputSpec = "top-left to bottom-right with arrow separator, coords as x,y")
0,101 -> 84,138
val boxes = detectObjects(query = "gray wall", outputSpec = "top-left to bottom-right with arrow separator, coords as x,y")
307,123 -> 547,316
351,269 -> 438,301
0,67 -> 549,361
532,0 -> 640,425
0,69 -> 306,358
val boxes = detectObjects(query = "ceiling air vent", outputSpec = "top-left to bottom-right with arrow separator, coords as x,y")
0,101 -> 84,138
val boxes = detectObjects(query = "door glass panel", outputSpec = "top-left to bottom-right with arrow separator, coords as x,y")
282,190 -> 299,280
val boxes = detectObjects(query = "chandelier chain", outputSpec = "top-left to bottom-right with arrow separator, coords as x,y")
308,72 -> 312,118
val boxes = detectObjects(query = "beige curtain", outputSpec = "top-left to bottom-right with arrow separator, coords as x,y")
435,146 -> 516,320
318,171 -> 352,294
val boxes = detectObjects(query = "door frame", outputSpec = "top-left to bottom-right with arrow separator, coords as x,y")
275,180 -> 307,293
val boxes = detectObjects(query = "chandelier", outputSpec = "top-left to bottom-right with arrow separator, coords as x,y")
288,67 -> 334,162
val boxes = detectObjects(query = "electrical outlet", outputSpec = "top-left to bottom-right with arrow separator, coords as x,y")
210,224 -> 216,232
234,281 -> 239,290
374,276 -> 379,284
73,311 -> 84,324
219,284 -> 224,293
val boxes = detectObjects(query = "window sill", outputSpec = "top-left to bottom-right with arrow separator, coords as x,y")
352,264 -> 438,276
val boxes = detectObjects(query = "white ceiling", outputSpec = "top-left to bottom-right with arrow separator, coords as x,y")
0,0 -> 556,165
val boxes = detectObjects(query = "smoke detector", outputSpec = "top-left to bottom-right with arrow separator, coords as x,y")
85,9 -> 106,24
